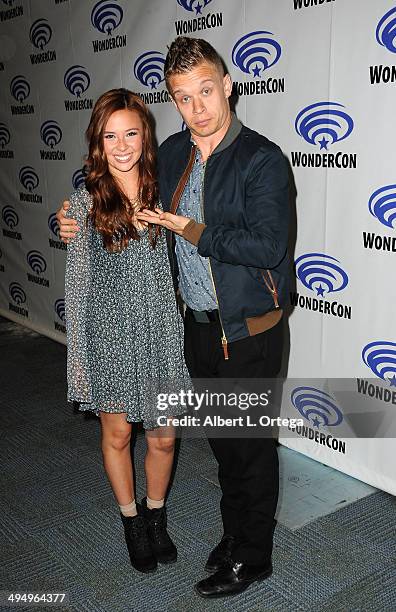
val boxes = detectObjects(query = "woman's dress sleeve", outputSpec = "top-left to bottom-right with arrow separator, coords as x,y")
65,189 -> 93,403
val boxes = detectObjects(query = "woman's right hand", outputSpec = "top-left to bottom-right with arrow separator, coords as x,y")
56,200 -> 79,243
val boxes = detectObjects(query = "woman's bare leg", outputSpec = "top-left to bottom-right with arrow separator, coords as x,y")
100,412 -> 134,505
145,425 -> 176,501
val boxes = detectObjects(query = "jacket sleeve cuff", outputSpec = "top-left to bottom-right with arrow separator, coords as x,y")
181,219 -> 206,246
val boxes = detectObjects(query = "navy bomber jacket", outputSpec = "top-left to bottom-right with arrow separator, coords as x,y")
158,113 -> 290,349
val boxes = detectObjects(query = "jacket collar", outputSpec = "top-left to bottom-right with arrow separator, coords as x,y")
212,112 -> 242,155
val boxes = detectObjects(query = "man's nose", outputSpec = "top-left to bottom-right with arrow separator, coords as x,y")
192,97 -> 205,114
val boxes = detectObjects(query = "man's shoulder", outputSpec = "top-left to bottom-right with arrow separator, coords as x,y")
159,130 -> 190,157
239,124 -> 283,158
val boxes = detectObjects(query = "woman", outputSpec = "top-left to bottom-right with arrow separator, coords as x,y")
65,89 -> 189,574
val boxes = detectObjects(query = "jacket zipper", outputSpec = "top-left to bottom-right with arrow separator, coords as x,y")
201,160 -> 229,360
261,270 -> 279,309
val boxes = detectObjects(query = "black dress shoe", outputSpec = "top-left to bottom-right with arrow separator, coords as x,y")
195,559 -> 273,598
141,497 -> 177,564
205,534 -> 235,572
120,508 -> 157,573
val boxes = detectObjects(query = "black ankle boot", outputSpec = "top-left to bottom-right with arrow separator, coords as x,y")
141,497 -> 177,564
120,507 -> 157,573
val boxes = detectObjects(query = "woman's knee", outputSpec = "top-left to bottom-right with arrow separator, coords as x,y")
110,429 -> 131,450
147,435 -> 175,455
101,417 -> 132,452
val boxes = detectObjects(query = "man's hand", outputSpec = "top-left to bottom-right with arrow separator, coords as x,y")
136,208 -> 191,235
56,200 -> 79,243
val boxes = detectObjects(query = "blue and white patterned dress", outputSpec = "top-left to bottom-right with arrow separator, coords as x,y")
65,186 -> 189,429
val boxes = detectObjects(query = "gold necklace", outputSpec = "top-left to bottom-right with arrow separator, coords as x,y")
125,196 -> 141,214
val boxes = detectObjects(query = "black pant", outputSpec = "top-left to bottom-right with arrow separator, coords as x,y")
183,309 -> 283,565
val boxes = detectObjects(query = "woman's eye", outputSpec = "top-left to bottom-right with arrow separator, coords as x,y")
127,131 -> 137,137
202,88 -> 211,95
182,96 -> 190,103
104,134 -> 115,139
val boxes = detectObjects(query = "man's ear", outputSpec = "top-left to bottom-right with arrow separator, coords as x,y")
223,73 -> 232,99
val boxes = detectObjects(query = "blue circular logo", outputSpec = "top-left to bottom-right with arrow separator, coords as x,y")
48,212 -> 60,238
376,7 -> 396,53
27,250 -> 47,274
54,298 -> 65,322
64,65 -> 91,98
294,253 -> 348,296
10,76 -> 30,103
29,18 -> 52,50
133,51 -> 165,89
19,166 -> 39,192
232,31 -> 281,78
2,205 -> 19,229
0,123 -> 10,148
9,282 -> 26,304
295,102 -> 354,150
177,0 -> 213,14
362,341 -> 396,386
368,184 -> 396,230
291,387 -> 343,428
40,120 -> 62,148
91,0 -> 123,35
72,168 -> 86,189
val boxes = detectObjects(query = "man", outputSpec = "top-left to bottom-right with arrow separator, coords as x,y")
58,36 -> 289,598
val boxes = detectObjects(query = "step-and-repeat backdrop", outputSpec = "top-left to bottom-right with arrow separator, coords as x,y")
0,0 -> 395,494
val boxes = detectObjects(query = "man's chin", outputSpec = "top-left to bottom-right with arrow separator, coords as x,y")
191,123 -> 216,138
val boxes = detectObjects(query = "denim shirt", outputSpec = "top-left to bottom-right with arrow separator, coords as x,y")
175,148 -> 217,311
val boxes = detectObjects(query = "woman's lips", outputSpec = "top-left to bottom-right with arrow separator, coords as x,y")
114,154 -> 133,162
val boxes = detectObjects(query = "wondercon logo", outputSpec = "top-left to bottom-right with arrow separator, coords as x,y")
295,253 -> 348,296
64,65 -> 90,98
362,342 -> 396,387
19,166 -> 39,191
72,168 -> 86,189
91,0 -> 123,35
48,212 -> 60,237
0,123 -> 10,148
295,102 -> 354,150
54,298 -> 65,322
40,120 -> 62,148
9,282 -> 26,304
232,31 -> 281,78
368,185 -> 396,230
133,51 -> 165,89
291,387 -> 343,428
177,0 -> 213,14
27,250 -> 47,274
376,7 -> 396,54
10,76 -> 30,103
2,205 -> 19,228
29,18 -> 52,50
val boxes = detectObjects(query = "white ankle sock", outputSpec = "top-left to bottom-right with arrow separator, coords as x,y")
119,500 -> 137,517
147,496 -> 164,510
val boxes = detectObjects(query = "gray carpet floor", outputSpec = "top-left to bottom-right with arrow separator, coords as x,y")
0,316 -> 395,612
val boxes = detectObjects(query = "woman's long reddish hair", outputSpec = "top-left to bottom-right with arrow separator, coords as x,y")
84,88 -> 160,251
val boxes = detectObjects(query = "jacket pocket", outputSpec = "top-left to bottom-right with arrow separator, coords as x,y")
258,269 -> 280,309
